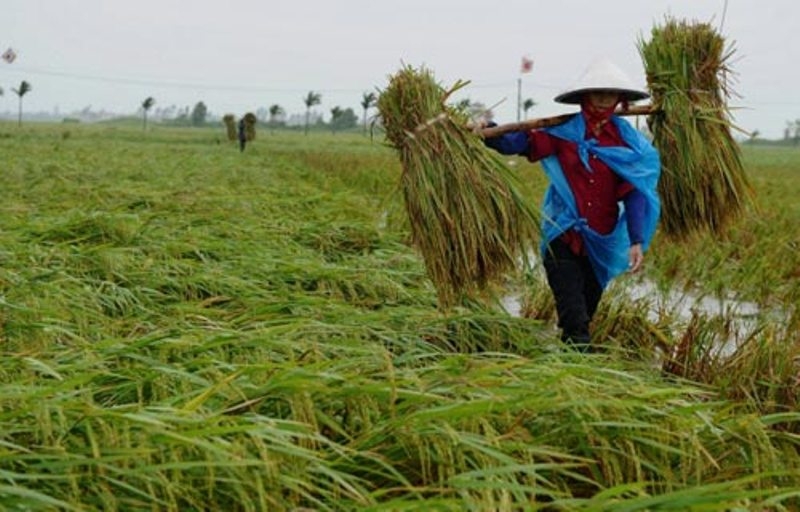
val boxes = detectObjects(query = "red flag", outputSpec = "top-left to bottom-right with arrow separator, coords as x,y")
520,56 -> 533,74
2,48 -> 17,64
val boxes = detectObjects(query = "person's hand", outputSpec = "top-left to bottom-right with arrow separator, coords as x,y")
628,243 -> 643,273
466,119 -> 488,135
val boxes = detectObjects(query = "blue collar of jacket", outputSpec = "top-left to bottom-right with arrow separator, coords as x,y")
539,114 -> 661,288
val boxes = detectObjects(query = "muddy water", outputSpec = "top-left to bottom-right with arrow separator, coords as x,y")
502,272 -> 783,356
623,278 -> 765,355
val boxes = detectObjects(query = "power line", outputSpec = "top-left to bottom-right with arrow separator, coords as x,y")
2,65 -> 369,94
4,64 -> 564,95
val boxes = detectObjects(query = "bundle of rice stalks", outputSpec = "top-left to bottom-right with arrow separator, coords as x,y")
377,65 -> 540,309
243,112 -> 257,141
222,114 -> 236,141
639,18 -> 754,237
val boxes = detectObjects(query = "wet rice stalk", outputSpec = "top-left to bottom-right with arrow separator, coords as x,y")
0,123 -> 798,510
377,65 -> 541,309
639,17 -> 755,238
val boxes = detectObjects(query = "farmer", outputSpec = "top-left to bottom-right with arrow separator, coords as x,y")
482,57 -> 661,352
238,117 -> 247,152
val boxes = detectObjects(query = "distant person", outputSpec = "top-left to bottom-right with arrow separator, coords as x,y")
238,117 -> 247,152
481,57 -> 661,352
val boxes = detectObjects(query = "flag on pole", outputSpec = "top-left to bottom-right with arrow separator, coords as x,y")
2,48 -> 17,64
520,55 -> 533,74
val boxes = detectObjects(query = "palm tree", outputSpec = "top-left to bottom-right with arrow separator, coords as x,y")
12,81 -> 31,127
330,106 -> 343,134
360,91 -> 376,135
268,104 -> 284,133
523,98 -> 537,119
141,97 -> 155,131
303,91 -> 321,135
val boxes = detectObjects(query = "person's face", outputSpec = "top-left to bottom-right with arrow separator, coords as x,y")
586,91 -> 621,110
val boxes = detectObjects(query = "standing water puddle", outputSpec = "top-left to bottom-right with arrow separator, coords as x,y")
502,273 -> 786,356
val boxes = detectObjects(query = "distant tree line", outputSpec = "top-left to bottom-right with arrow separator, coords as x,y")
130,89 -> 378,135
783,120 -> 800,144
3,81 -> 797,144
743,119 -> 800,146
141,99 -> 209,128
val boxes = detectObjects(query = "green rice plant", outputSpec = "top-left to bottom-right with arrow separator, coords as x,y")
338,352 -> 800,508
377,65 -> 541,309
293,221 -> 382,262
290,146 -> 401,199
639,18 -> 754,238
1,122 -> 800,510
654,308 -> 723,381
701,324 -> 800,428
590,290 -> 676,357
411,308 -> 549,354
582,474 -> 800,511
27,210 -> 144,247
646,145 -> 800,312
517,282 -> 557,328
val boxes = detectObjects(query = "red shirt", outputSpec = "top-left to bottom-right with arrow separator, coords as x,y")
527,112 -> 633,255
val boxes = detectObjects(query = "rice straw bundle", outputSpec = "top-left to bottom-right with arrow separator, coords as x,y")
639,18 -> 753,237
222,114 -> 237,141
377,65 -> 540,308
243,112 -> 257,141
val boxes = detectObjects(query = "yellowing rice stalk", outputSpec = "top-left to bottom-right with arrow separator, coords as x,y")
244,112 -> 257,141
639,17 -> 754,237
377,65 -> 541,309
222,114 -> 236,141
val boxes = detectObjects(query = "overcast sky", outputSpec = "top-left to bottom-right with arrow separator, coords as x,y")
1,0 -> 797,138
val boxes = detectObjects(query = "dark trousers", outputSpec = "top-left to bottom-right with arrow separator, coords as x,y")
542,238 -> 603,348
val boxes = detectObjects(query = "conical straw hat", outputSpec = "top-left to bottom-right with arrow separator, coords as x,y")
554,57 -> 649,104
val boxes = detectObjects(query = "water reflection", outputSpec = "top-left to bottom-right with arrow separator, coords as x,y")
502,271 -> 785,356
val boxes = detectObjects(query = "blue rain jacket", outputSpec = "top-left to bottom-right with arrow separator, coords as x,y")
540,114 -> 661,288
